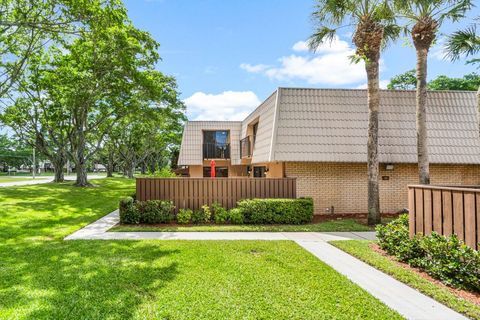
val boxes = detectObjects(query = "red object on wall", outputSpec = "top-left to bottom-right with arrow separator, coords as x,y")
210,159 -> 216,178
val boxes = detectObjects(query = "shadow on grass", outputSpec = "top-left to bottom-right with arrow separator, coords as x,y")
0,240 -> 179,319
0,178 -> 135,241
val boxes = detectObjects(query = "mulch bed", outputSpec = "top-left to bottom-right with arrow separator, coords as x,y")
369,243 -> 480,306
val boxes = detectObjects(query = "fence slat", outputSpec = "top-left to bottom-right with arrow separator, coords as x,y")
464,192 -> 475,248
443,191 -> 453,237
424,189 -> 433,235
136,178 -> 297,213
432,190 -> 442,234
415,189 -> 424,234
452,191 -> 464,240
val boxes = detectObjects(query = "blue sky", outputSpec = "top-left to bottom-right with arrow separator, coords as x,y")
124,0 -> 479,121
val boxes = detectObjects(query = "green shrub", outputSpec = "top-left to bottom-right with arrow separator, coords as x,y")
211,202 -> 229,224
191,206 -> 211,224
177,209 -> 192,224
146,167 -> 176,177
228,208 -> 244,224
376,215 -> 480,292
119,197 -> 140,224
214,208 -> 229,224
137,200 -> 175,224
236,198 -> 313,224
376,214 -> 423,261
416,233 -> 480,291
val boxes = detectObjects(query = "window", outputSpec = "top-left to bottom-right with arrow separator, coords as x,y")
252,122 -> 258,144
203,166 -> 228,177
203,131 -> 230,159
253,166 -> 266,178
203,131 -> 229,145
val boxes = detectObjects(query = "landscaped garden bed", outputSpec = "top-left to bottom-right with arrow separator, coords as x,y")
119,196 -> 315,226
111,218 -> 374,232
331,214 -> 480,319
115,196 -> 376,232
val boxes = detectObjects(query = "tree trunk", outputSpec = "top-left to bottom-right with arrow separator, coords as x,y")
75,160 -> 89,186
106,151 -> 114,178
366,59 -> 381,225
415,47 -> 430,185
52,157 -> 66,183
106,165 -> 113,178
128,161 -> 135,179
140,162 -> 146,175
74,131 -> 90,187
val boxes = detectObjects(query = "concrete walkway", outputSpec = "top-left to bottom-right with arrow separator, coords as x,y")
65,210 -> 377,241
0,175 -> 106,187
65,211 -> 467,320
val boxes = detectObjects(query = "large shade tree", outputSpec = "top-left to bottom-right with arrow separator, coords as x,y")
308,0 -> 398,225
394,0 -> 473,185
47,0 -> 179,186
0,0 -> 80,98
0,49 -> 71,182
101,76 -> 185,179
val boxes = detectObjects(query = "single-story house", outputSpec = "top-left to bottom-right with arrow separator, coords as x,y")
178,87 -> 480,216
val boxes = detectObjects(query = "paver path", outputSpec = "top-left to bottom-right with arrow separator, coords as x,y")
65,210 -> 467,320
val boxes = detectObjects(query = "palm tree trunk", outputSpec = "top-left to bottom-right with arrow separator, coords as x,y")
366,59 -> 381,225
416,48 -> 430,185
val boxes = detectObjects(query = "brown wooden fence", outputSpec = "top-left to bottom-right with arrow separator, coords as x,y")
408,185 -> 480,250
136,177 -> 297,212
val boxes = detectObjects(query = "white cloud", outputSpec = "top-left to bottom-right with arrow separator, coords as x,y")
292,41 -> 309,52
241,36 -> 368,85
184,91 -> 261,121
239,63 -> 270,73
431,37 -> 448,61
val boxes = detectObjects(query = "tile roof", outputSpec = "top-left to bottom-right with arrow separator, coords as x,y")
273,88 -> 480,164
178,88 -> 480,166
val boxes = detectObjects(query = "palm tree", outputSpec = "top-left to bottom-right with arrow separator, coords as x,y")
445,19 -> 480,133
308,0 -> 398,225
394,0 -> 473,185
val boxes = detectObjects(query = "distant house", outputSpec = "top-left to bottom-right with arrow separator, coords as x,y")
178,88 -> 480,215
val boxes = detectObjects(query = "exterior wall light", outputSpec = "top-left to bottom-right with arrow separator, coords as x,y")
385,164 -> 394,171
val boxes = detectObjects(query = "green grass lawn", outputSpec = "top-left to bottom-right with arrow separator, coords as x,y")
331,240 -> 480,319
0,179 -> 402,319
112,219 -> 373,232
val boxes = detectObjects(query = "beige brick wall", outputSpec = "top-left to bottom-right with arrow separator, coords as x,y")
285,162 -> 480,215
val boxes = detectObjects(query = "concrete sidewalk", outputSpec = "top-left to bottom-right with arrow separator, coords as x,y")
0,175 -> 106,187
64,210 -> 377,241
64,210 -> 467,320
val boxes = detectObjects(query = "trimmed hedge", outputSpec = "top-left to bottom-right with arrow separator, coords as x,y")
377,214 -> 480,292
119,197 -> 314,226
119,198 -> 175,224
237,198 -> 314,224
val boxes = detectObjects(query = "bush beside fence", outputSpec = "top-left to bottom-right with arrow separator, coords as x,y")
119,197 -> 314,225
377,215 -> 480,293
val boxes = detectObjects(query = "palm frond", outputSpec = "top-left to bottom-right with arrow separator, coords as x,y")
382,24 -> 402,49
445,25 -> 480,61
308,27 -> 338,52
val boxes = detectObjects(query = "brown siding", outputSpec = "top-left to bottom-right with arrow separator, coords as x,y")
136,177 -> 296,212
285,162 -> 480,215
